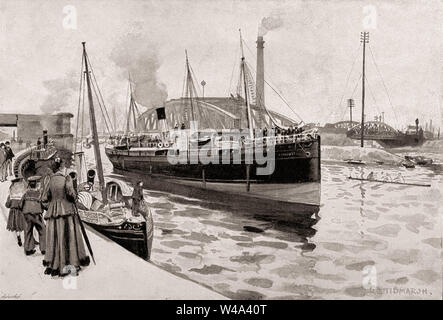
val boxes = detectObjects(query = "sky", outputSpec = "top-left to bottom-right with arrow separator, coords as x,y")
0,0 -> 441,130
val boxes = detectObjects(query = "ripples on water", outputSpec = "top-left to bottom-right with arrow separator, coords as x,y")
92,147 -> 442,299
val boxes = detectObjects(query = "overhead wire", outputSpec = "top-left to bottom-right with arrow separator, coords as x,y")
326,42 -> 362,123
242,39 -> 302,122
368,44 -> 400,127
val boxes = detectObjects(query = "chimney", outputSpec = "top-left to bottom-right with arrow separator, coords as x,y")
256,36 -> 265,118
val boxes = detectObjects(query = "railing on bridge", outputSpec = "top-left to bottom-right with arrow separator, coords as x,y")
346,121 -> 402,140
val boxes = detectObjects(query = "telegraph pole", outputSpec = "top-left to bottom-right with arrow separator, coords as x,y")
360,32 -> 369,147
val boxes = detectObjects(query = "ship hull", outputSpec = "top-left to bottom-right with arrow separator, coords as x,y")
84,220 -> 153,260
376,135 -> 425,148
105,136 -> 321,214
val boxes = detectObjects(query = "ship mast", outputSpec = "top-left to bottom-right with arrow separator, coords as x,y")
126,74 -> 138,134
185,50 -> 196,126
239,29 -> 254,139
82,42 -> 107,205
360,32 -> 369,147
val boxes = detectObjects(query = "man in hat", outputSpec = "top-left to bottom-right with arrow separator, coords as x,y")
4,141 -> 14,177
131,180 -> 144,217
0,142 -> 5,182
20,176 -> 46,256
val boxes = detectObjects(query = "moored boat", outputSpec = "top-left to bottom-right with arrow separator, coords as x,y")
104,32 -> 321,212
70,42 -> 154,260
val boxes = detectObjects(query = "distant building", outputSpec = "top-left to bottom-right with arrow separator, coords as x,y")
0,113 -> 73,151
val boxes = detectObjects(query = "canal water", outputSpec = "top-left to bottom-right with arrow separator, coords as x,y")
88,146 -> 442,299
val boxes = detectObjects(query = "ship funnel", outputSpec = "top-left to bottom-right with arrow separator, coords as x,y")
256,36 -> 265,121
43,130 -> 48,147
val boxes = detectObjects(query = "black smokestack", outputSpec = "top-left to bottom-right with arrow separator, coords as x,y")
43,130 -> 48,147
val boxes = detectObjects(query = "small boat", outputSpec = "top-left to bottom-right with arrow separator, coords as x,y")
402,156 -> 415,168
410,155 -> 433,166
70,42 -> 154,260
73,172 -> 153,260
348,176 -> 430,187
243,222 -> 273,233
402,161 -> 415,168
345,159 -> 366,165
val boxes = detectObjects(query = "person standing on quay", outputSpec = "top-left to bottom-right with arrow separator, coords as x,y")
5,141 -> 14,177
20,176 -> 46,256
42,158 -> 90,277
131,180 -> 144,217
5,177 -> 27,247
0,142 -> 6,182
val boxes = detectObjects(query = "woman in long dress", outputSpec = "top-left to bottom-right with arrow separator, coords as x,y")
5,178 -> 27,246
42,158 -> 90,277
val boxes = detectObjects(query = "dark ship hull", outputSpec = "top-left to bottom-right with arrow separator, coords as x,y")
84,220 -> 153,260
376,134 -> 425,148
105,136 -> 321,213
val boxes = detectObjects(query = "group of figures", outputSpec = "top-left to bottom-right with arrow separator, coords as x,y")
110,124 -> 309,151
0,141 -> 15,182
5,157 -> 90,277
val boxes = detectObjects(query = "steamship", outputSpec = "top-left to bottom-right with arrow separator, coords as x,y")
105,33 -> 321,213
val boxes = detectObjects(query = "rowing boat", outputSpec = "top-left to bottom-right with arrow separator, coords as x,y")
348,176 -> 430,187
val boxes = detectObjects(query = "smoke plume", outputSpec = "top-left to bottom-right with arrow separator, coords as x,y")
110,29 -> 168,109
40,71 -> 78,114
258,13 -> 284,36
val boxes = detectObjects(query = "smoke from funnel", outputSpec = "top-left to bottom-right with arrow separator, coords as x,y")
258,14 -> 284,37
110,30 -> 168,108
40,71 -> 78,114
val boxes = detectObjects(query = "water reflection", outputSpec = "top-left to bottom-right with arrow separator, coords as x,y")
85,146 -> 442,299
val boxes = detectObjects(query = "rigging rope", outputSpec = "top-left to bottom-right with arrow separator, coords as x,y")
227,44 -> 240,96
244,60 -> 302,124
80,72 -> 86,151
90,77 -> 112,135
368,44 -> 400,127
74,53 -> 85,154
85,53 -> 114,135
339,73 -> 362,121
326,43 -> 362,124
364,75 -> 383,121
242,39 -> 305,124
